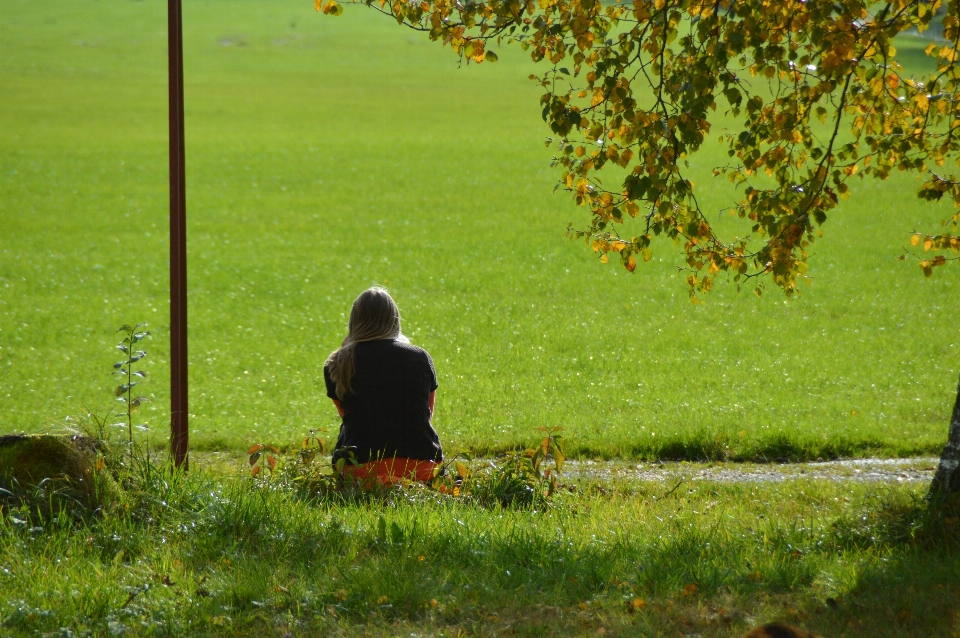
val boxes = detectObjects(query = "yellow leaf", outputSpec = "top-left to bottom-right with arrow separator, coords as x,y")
321,0 -> 343,15
910,233 -> 920,247
923,237 -> 933,251
470,41 -> 486,63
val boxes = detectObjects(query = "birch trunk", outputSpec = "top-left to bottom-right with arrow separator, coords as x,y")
930,373 -> 960,500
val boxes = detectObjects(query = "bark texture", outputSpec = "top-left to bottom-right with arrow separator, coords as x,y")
930,373 -> 960,499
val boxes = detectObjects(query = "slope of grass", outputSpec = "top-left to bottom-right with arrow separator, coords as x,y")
1,453 -> 957,637
0,0 -> 957,460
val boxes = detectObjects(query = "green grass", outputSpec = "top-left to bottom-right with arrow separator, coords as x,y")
2,452 -> 958,637
1,0 -> 958,460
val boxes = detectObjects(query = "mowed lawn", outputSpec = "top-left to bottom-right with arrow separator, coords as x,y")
1,0 -> 957,459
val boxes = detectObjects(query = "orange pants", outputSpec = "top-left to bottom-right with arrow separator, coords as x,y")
341,457 -> 438,485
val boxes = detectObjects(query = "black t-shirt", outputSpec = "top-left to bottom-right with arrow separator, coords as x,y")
324,339 -> 442,464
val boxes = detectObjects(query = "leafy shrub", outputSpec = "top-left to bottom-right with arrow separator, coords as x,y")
244,427 -> 567,509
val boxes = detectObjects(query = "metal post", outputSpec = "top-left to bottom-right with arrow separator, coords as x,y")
168,0 -> 189,470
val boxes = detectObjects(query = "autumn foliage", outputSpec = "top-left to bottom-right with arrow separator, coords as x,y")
322,0 -> 960,297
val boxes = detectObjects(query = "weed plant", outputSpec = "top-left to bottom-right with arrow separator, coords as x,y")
249,426 -> 566,510
112,324 -> 151,445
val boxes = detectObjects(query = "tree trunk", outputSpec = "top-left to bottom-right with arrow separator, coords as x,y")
930,372 -> 960,500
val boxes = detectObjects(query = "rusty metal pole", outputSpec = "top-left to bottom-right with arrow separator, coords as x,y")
168,0 -> 189,469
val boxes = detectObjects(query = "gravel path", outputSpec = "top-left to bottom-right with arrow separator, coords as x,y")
560,458 -> 940,484
193,452 -> 941,485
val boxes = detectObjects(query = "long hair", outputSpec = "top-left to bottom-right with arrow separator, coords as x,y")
325,287 -> 402,399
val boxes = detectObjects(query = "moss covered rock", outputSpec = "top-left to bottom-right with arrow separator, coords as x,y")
0,434 -> 121,514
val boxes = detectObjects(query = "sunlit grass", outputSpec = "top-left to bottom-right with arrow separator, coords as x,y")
0,0 -> 957,460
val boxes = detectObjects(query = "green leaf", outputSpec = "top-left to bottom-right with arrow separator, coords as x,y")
484,50 -> 498,63
377,516 -> 387,540
552,447 -> 565,471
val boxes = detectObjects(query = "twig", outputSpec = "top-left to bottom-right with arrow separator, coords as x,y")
659,479 -> 685,499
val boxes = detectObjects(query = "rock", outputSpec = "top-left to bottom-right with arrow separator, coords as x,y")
0,433 -> 121,516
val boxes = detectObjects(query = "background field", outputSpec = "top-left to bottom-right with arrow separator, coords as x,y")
1,0 -> 957,460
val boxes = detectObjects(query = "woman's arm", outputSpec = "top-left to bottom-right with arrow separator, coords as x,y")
428,390 -> 435,418
332,399 -> 344,418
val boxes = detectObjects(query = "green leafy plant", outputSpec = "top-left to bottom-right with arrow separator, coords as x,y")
113,324 -> 151,445
247,443 -> 282,478
242,428 -> 566,508
433,427 -> 567,508
299,430 -> 328,464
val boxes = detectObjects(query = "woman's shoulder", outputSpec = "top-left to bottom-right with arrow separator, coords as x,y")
390,339 -> 432,360
356,338 -> 431,357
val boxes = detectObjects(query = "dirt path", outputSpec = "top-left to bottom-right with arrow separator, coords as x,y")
560,458 -> 940,484
192,452 -> 940,484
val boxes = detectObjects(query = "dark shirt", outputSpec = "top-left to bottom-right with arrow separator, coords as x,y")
324,339 -> 442,464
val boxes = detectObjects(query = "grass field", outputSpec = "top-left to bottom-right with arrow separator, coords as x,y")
1,0 -> 958,461
2,450 -> 958,637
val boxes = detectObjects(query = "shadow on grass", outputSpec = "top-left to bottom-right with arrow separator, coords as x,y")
179,482 -> 958,637
468,432 -> 941,462
614,433 -> 932,462
3,451 -> 957,637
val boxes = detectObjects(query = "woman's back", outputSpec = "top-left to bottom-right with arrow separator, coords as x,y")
324,338 -> 442,464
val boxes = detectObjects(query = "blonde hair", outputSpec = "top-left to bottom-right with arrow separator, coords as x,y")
325,287 -> 402,399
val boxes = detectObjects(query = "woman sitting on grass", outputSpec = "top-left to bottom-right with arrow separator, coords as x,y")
324,286 -> 443,483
